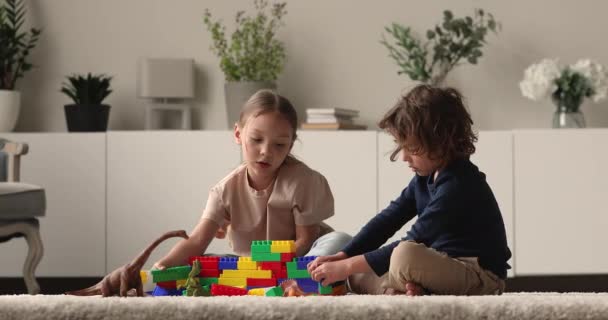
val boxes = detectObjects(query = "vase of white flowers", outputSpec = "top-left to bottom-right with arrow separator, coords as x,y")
520,58 -> 608,128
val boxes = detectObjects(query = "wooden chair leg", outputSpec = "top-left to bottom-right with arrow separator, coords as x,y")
0,220 -> 43,295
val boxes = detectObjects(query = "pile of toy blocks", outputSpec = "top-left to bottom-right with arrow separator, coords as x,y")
148,240 -> 346,297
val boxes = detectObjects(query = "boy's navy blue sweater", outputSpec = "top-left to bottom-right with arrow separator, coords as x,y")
342,158 -> 512,279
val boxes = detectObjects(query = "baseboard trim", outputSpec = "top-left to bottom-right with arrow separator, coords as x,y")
2,275 -> 608,295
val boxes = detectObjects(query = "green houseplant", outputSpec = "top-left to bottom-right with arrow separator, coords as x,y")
60,73 -> 113,132
203,0 -> 287,127
381,9 -> 499,86
0,0 -> 41,131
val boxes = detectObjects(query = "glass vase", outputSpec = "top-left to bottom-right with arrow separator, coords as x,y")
552,110 -> 586,128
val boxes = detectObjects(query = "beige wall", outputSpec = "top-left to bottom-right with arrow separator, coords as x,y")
15,0 -> 608,131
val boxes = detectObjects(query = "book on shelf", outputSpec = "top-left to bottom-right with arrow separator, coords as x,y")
305,108 -> 359,117
306,115 -> 355,124
300,122 -> 367,130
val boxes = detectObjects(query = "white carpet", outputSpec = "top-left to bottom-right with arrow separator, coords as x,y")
1,293 -> 608,320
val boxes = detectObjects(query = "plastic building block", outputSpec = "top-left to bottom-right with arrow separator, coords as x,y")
248,288 -> 266,296
221,269 -> 272,279
155,280 -> 177,289
331,283 -> 347,296
274,268 -> 287,279
151,265 -> 191,283
280,253 -> 295,262
200,277 -> 219,286
287,268 -> 311,279
189,256 -> 220,270
286,261 -> 298,271
199,269 -> 221,277
252,252 -> 282,261
265,286 -> 284,297
237,257 -> 259,270
152,285 -> 183,296
318,283 -> 333,295
176,279 -> 187,288
182,285 -> 210,296
218,277 -> 247,287
219,257 -> 238,270
251,240 -> 272,253
295,256 -> 317,269
247,277 -> 277,287
210,284 -> 247,296
260,262 -> 283,271
271,240 -> 295,253
295,278 -> 317,287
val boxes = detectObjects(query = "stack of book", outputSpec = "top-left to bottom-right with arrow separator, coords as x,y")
301,108 -> 367,130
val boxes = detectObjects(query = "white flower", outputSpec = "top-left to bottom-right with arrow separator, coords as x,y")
519,59 -> 561,101
571,59 -> 608,103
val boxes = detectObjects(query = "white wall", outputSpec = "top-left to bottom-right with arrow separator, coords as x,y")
15,0 -> 608,132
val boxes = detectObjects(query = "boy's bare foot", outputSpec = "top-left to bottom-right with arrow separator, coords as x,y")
405,282 -> 426,296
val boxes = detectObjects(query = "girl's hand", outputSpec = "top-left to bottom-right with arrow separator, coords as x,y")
309,259 -> 351,286
151,262 -> 166,271
307,251 -> 348,273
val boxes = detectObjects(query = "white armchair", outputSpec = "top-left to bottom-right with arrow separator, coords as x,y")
0,139 -> 45,294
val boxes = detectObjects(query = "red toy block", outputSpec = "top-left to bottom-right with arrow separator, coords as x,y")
210,284 -> 247,296
199,269 -> 221,277
155,280 -> 177,289
247,277 -> 277,287
260,262 -> 283,271
189,256 -> 220,270
280,253 -> 295,262
273,268 -> 287,279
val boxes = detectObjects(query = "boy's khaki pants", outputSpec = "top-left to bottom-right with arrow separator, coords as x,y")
348,241 -> 505,295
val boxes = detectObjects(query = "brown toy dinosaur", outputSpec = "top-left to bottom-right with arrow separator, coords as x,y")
66,229 -> 189,297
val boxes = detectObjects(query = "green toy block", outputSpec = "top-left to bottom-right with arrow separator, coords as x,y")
252,252 -> 282,261
251,240 -> 272,253
265,286 -> 284,297
286,261 -> 298,271
200,277 -> 219,286
287,269 -> 310,279
151,266 -> 192,283
318,284 -> 333,295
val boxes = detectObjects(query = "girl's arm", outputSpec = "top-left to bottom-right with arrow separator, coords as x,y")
294,224 -> 320,256
153,218 -> 220,269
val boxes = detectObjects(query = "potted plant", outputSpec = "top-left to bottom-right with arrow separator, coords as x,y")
381,9 -> 499,86
60,73 -> 113,132
203,0 -> 287,128
0,0 -> 42,131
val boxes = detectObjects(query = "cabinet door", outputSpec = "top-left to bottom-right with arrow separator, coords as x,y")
106,131 -> 240,272
471,131 -> 514,277
514,130 -> 608,275
291,131 -> 377,237
0,133 -> 106,276
378,131 -> 515,277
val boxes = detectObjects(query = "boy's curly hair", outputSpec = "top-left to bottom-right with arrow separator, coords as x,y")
378,84 -> 477,164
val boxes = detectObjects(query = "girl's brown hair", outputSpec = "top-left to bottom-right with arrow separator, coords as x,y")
238,89 -> 298,142
378,84 -> 477,164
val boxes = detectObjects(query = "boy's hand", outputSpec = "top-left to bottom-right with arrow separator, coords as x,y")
307,252 -> 348,273
309,259 -> 351,286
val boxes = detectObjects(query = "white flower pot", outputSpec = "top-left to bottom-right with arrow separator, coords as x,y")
224,81 -> 276,128
0,90 -> 21,132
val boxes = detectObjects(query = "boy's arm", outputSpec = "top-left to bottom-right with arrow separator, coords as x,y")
294,224 -> 320,256
342,181 -> 417,258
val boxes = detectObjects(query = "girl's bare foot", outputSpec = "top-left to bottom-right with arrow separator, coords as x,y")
405,282 -> 426,296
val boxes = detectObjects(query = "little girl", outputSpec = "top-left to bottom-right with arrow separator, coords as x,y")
154,90 -> 351,269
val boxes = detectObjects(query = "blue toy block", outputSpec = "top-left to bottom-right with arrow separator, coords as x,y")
219,257 -> 238,270
300,284 -> 319,294
295,278 -> 317,287
295,256 -> 317,269
152,286 -> 184,296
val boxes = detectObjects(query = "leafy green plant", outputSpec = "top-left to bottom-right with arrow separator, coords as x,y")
0,0 -> 42,90
203,0 -> 287,82
381,9 -> 500,85
60,73 -> 113,105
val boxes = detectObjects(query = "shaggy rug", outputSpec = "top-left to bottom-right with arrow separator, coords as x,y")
1,293 -> 607,320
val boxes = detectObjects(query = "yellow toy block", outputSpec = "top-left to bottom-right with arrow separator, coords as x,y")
176,279 -> 187,289
237,257 -> 259,270
140,270 -> 148,283
271,240 -> 296,253
218,277 -> 247,288
221,269 -> 272,279
248,288 -> 266,296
